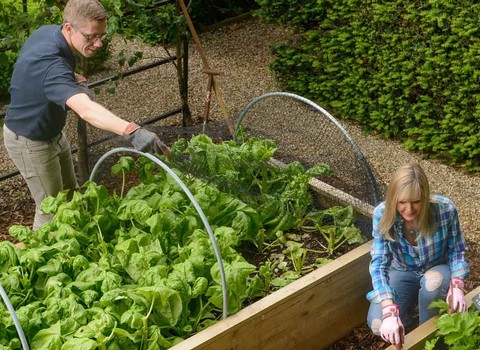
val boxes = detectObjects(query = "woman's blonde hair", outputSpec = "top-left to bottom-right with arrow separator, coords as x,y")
379,164 -> 436,241
63,0 -> 107,27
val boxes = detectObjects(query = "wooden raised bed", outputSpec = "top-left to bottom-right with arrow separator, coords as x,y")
170,177 -> 375,350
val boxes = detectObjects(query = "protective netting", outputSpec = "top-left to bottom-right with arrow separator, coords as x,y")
152,92 -> 384,207
232,92 -> 384,207
148,92 -> 383,240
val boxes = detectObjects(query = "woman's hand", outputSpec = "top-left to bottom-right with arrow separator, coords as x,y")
447,278 -> 467,313
379,304 -> 404,346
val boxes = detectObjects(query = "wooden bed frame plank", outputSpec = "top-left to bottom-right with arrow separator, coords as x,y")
170,242 -> 372,350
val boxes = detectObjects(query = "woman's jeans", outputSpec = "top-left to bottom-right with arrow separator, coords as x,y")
3,125 -> 78,230
367,264 -> 451,332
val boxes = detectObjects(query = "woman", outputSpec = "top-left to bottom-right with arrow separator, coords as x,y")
366,163 -> 469,346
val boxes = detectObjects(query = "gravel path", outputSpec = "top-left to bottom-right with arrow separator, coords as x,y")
1,16 -> 479,243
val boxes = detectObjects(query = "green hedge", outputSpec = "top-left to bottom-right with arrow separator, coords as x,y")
0,0 -> 63,100
255,0 -> 480,171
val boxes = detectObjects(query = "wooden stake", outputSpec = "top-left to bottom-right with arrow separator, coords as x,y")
177,0 -> 235,135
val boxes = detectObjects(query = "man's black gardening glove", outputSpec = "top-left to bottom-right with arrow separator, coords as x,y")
123,122 -> 171,157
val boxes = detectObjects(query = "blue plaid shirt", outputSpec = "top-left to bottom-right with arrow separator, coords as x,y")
367,194 -> 469,303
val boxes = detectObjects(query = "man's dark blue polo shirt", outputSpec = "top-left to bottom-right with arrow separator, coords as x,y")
6,25 -> 84,141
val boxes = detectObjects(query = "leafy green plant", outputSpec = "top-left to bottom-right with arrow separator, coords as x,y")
0,0 -> 63,99
111,155 -> 136,197
1,183 -> 257,348
301,206 -> 366,256
110,1 -> 182,45
282,241 -> 307,273
425,300 -> 480,350
168,134 -> 334,242
0,135 -> 365,348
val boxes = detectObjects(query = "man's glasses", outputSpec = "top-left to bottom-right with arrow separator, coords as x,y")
72,24 -> 107,43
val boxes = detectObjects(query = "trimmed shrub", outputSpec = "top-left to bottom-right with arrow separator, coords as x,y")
256,0 -> 480,171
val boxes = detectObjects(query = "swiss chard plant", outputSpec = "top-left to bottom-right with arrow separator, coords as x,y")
301,205 -> 366,256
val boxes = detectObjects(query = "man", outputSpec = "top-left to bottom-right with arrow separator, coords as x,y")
3,0 -> 169,229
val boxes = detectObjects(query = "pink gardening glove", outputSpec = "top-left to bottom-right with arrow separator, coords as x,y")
447,278 -> 467,313
379,304 -> 404,347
